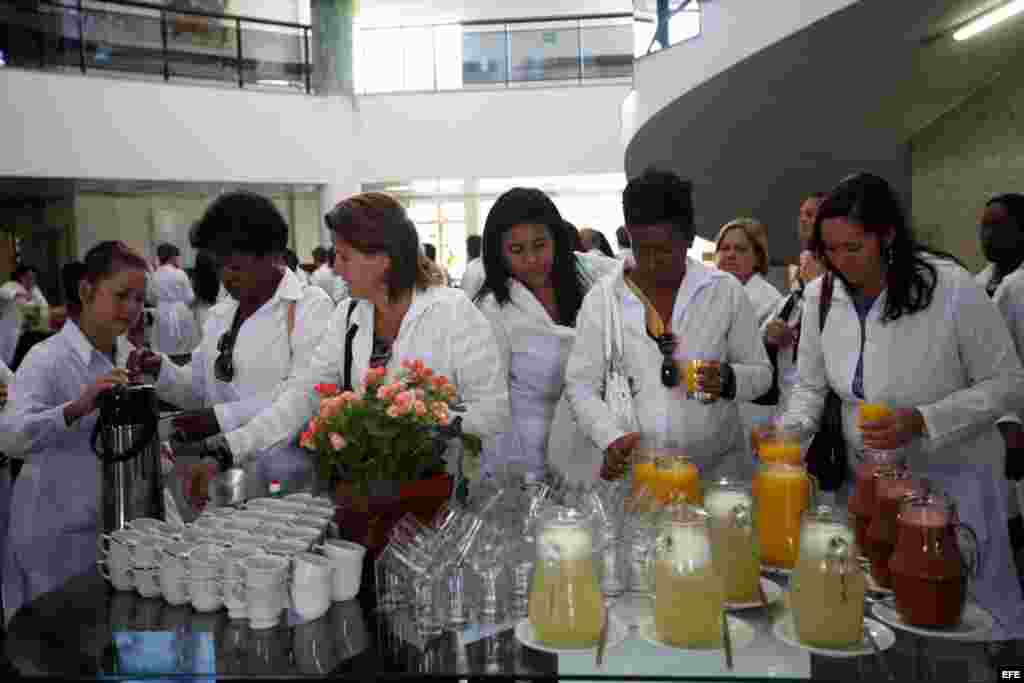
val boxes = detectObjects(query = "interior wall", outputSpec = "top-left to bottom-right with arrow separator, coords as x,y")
910,62 -> 1024,274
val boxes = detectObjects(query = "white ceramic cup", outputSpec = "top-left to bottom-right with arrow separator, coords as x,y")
264,539 -> 309,557
221,546 -> 264,620
192,515 -> 226,532
182,526 -> 212,544
318,539 -> 366,602
188,571 -> 223,613
132,535 -> 167,569
290,552 -> 333,621
284,492 -> 315,503
223,517 -> 262,533
204,529 -> 236,547
262,522 -> 295,537
302,502 -> 335,518
291,514 -> 328,530
98,561 -> 135,592
98,529 -> 146,589
128,517 -> 166,535
276,526 -> 319,548
134,567 -> 162,599
236,555 -> 289,629
159,542 -> 195,606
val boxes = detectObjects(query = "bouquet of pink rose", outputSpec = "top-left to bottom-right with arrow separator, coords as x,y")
301,359 -> 482,494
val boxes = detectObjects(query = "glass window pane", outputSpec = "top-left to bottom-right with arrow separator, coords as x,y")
440,201 -> 465,222
434,24 -> 463,90
401,26 -> 434,91
580,19 -> 632,80
408,200 -> 438,223
444,222 -> 468,279
462,27 -> 507,86
358,27 -> 402,93
508,23 -> 579,83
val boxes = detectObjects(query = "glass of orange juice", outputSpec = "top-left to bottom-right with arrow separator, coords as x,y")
681,353 -> 718,404
654,454 -> 702,506
858,402 -> 895,458
756,424 -> 804,466
632,449 -> 658,498
753,463 -> 816,570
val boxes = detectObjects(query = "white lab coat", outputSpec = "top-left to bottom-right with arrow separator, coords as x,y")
155,269 -> 334,495
0,322 -> 135,619
992,266 -> 1024,523
148,264 -> 199,355
461,258 -> 486,300
477,252 -> 619,479
0,358 -> 12,386
0,282 -> 47,367
562,258 -> 773,485
784,257 -> 1024,638
309,265 -> 348,304
744,272 -> 783,328
224,285 -> 510,468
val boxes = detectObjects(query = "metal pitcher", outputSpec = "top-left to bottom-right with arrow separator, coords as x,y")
91,383 -> 163,535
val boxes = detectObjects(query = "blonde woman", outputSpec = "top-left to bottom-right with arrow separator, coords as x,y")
715,218 -> 781,327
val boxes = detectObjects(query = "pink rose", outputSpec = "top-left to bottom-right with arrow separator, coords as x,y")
414,400 -> 427,416
395,390 -> 414,407
386,406 -> 401,419
329,432 -> 347,451
377,386 -> 389,400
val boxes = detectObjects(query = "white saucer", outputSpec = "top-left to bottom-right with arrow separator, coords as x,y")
637,615 -> 756,652
871,601 -> 994,640
514,617 -> 628,655
725,578 -> 783,611
773,615 -> 895,658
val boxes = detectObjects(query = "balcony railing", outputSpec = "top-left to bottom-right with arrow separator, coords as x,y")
355,13 -> 635,95
0,0 -> 312,93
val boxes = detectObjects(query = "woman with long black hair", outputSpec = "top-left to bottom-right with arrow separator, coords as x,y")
475,188 -> 618,480
784,172 -> 1024,638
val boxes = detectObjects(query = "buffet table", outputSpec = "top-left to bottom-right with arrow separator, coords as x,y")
4,567 -> 1013,681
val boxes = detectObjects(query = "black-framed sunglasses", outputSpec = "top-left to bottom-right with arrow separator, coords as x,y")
214,329 -> 237,382
655,333 -> 680,388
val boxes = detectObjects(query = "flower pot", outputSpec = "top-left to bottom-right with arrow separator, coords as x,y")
332,474 -> 452,557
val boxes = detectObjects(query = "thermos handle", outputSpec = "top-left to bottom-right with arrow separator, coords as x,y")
97,559 -> 112,582
91,386 -> 160,464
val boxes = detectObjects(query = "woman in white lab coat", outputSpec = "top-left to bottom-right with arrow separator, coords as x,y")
191,192 -> 509,489
0,266 -> 48,367
785,173 -> 1024,638
716,218 -> 784,449
148,244 -> 199,355
715,218 -> 781,327
0,241 -> 149,619
131,192 -> 335,498
474,188 -> 618,480
565,170 -> 772,484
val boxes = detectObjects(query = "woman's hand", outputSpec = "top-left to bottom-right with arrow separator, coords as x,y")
694,361 -> 724,402
64,369 -> 132,424
860,407 -> 926,450
602,432 -> 640,480
172,409 -> 221,442
763,320 -> 796,349
127,348 -> 162,378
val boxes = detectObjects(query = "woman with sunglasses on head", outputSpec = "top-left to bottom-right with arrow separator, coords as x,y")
564,169 -> 772,485
474,188 -> 618,481
129,192 -> 335,501
179,193 -> 509,494
783,173 -> 1024,638
0,241 -> 148,618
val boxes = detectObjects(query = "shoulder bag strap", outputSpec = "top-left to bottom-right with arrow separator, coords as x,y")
819,273 -> 834,334
342,300 -> 359,392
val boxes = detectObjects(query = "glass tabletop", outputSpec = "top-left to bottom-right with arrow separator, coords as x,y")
2,568 -> 1015,680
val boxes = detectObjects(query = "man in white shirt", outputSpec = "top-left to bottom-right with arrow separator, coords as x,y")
148,243 -> 199,355
309,246 -> 349,304
0,265 -> 48,367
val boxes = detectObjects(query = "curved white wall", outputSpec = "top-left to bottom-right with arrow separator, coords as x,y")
623,0 -> 861,144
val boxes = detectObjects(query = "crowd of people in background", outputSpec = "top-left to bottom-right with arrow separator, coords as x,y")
0,171 -> 1023,638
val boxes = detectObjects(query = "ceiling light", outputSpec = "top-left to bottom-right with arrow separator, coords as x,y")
953,0 -> 1024,41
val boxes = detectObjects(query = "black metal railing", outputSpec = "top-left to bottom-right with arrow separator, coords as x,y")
0,0 -> 313,93
355,12 -> 635,94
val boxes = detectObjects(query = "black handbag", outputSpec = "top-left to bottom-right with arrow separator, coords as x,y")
804,273 -> 848,492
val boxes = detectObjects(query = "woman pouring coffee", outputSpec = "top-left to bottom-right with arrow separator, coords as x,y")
129,192 -> 335,501
0,241 -> 149,620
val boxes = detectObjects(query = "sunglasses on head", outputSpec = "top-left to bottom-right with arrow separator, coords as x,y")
214,328 -> 237,382
655,333 -> 679,388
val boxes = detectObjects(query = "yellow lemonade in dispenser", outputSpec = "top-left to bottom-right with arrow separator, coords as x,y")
753,464 -> 813,569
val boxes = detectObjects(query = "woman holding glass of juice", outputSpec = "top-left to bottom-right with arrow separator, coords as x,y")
781,173 -> 1024,638
563,169 -> 772,487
